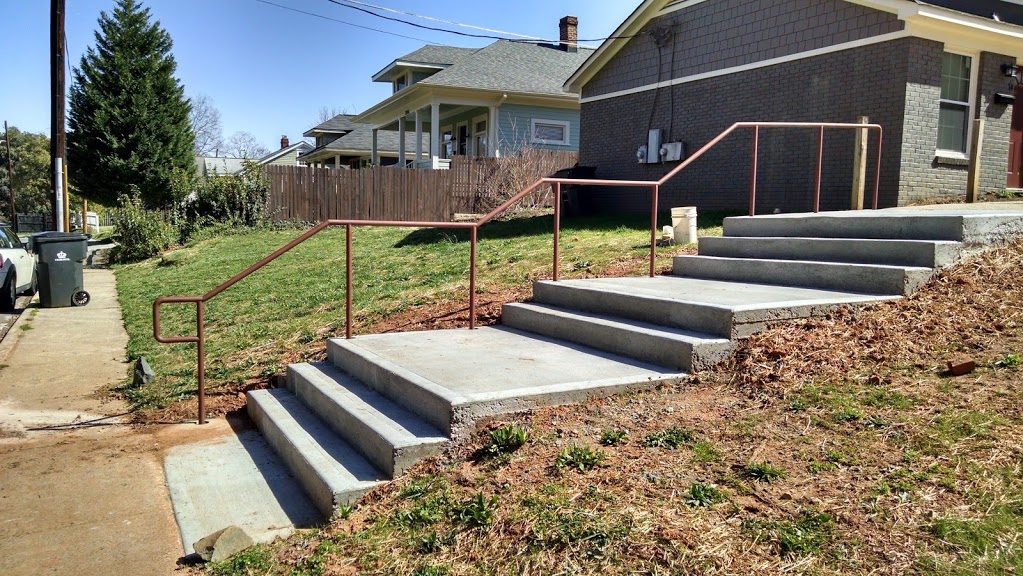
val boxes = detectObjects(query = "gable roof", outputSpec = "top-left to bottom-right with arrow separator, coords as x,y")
417,41 -> 594,96
254,141 -> 313,165
302,114 -> 361,137
565,0 -> 1023,93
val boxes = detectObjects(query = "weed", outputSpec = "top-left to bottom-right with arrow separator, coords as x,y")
834,407 -> 863,422
415,531 -> 454,554
449,492 -> 498,528
825,449 -> 858,467
18,324 -> 32,331
206,546 -> 274,576
336,503 -> 354,520
486,424 -> 528,456
686,482 -> 727,507
642,427 -> 695,449
743,462 -> 786,483
0,364 -> 7,371
392,495 -> 446,529
809,460 -> 837,474
692,441 -> 723,463
599,428 -> 628,446
743,509 -> 835,558
401,476 -> 441,500
996,353 -> 1021,368
556,444 -> 606,472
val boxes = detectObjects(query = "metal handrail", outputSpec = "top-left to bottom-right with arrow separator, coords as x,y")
154,121 -> 883,423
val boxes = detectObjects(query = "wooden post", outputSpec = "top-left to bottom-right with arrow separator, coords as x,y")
966,118 -> 984,203
851,116 -> 868,210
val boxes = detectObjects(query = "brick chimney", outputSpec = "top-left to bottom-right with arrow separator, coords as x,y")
280,135 -> 290,149
559,16 -> 578,53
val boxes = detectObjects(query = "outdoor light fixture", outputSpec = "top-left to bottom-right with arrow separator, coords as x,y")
1002,62 -> 1021,88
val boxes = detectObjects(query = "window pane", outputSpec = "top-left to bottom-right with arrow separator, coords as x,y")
940,53 -> 971,103
533,123 -> 566,142
938,102 -> 968,152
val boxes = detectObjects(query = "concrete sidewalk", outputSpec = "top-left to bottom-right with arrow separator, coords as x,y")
0,268 -> 184,575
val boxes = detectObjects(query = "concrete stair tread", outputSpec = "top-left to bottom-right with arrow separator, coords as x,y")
676,254 -> 934,273
504,302 -> 730,344
538,275 -> 896,311
247,389 -> 385,516
697,236 -> 960,267
289,362 -> 448,450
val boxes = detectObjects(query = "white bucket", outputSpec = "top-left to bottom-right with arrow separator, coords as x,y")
670,206 -> 698,244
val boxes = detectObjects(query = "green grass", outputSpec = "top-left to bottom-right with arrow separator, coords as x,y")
114,212 -> 732,410
743,509 -> 836,558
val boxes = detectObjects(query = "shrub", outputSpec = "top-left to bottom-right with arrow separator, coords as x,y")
176,162 -> 270,242
111,193 -> 175,263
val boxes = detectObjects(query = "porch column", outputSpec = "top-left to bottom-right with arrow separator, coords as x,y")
398,116 -> 406,168
415,109 -> 423,165
334,155 -> 342,169
430,102 -> 441,164
489,106 -> 500,158
371,128 -> 379,165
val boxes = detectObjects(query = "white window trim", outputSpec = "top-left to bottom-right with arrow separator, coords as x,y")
472,113 -> 488,157
530,118 -> 571,146
393,71 -> 410,94
935,47 -> 979,158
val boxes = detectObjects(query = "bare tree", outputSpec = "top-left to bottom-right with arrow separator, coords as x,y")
317,105 -> 356,123
222,131 -> 270,159
189,93 -> 224,156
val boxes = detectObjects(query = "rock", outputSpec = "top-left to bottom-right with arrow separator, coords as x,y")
946,354 -> 976,376
193,525 -> 254,563
133,357 -> 155,387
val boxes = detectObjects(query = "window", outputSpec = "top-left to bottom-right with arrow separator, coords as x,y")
393,73 -> 408,93
473,117 -> 488,157
937,52 -> 973,154
530,119 -> 570,146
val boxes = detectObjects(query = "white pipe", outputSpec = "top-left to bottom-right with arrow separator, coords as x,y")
54,158 -> 65,232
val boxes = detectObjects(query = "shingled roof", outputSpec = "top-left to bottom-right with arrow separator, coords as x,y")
302,114 -> 361,137
417,41 -> 595,96
393,45 -> 479,66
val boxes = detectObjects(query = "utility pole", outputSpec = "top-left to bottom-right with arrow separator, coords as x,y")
3,121 -> 14,233
51,0 -> 67,232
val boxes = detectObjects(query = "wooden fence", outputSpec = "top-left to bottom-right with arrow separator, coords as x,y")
265,150 -> 579,223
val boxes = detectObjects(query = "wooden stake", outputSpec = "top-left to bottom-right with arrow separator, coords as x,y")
966,118 -> 984,203
851,116 -> 868,210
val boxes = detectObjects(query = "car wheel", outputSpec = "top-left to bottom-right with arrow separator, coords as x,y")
0,273 -> 15,312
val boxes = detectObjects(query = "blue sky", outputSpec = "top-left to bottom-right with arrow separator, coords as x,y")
0,0 -> 637,152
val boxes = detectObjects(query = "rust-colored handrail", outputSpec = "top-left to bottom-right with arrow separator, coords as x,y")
154,121 -> 883,423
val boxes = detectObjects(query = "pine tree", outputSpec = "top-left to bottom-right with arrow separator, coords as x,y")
68,0 -> 194,208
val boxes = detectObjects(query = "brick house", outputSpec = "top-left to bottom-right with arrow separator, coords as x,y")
565,0 -> 1023,213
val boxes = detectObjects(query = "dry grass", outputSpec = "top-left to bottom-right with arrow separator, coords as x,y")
204,244 -> 1023,575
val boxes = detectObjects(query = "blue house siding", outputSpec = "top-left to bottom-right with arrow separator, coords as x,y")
497,104 -> 580,154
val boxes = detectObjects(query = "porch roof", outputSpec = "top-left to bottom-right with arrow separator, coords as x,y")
300,125 -> 428,162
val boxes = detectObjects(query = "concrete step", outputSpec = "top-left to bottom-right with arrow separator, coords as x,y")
502,302 -> 731,371
328,327 -> 685,436
672,255 -> 933,296
286,362 -> 448,478
697,236 -> 961,268
722,213 -> 967,240
530,276 -> 894,338
246,389 -> 385,518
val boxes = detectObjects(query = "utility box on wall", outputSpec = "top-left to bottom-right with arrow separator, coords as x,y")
660,142 -> 684,162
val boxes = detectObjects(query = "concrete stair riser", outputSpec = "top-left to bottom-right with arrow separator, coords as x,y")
697,236 -> 962,268
531,280 -> 734,337
501,302 -> 732,371
327,338 -> 457,435
246,389 -> 384,518
286,363 -> 448,478
672,255 -> 933,296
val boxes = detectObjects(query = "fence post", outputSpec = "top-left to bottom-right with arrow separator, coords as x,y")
966,119 -> 984,203
851,116 -> 868,210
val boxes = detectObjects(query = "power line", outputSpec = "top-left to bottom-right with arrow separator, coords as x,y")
253,0 -> 434,44
324,0 -> 648,44
339,0 -> 545,40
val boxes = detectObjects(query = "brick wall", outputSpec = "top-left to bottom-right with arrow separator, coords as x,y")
583,0 -> 903,99
579,37 -> 910,214
978,52 -> 1015,195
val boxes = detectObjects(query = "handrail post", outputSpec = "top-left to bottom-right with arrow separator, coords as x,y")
196,300 -> 206,425
469,226 -> 477,330
345,224 -> 353,340
650,184 -> 658,278
814,126 -> 824,213
873,129 -> 883,210
750,126 -> 760,217
553,182 -> 561,282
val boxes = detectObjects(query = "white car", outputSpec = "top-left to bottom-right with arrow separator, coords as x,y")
0,223 -> 36,311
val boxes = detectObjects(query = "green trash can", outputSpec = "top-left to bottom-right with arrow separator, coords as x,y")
33,232 -> 91,308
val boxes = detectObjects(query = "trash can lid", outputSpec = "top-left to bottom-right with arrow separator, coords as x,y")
32,231 -> 89,244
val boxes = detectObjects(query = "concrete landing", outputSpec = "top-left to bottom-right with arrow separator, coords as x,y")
164,425 -> 322,554
328,326 -> 685,433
